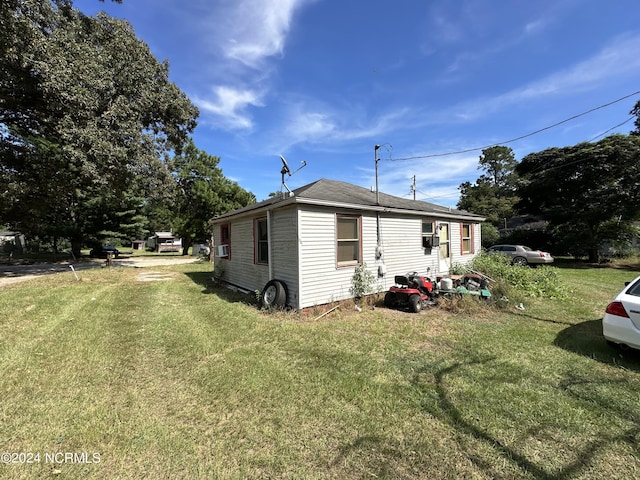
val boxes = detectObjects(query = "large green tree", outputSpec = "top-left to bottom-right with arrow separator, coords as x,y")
458,146 -> 519,227
0,1 -> 198,256
516,134 -> 640,262
172,140 -> 255,255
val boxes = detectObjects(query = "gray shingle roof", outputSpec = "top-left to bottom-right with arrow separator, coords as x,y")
213,178 -> 483,221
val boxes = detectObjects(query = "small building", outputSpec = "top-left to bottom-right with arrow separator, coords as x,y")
147,232 -> 182,253
211,179 -> 485,310
0,231 -> 26,254
131,240 -> 146,251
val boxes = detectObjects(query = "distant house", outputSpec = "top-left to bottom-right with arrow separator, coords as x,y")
211,179 -> 485,310
147,232 -> 182,253
0,231 -> 26,254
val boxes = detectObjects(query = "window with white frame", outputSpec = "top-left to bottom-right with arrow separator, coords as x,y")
422,220 -> 435,248
461,223 -> 473,254
336,215 -> 361,266
439,223 -> 450,259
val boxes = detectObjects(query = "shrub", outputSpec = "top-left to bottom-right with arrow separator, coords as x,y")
349,263 -> 376,300
469,252 -> 569,300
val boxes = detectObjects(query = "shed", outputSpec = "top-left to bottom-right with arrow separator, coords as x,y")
131,240 -> 146,251
211,179 -> 485,310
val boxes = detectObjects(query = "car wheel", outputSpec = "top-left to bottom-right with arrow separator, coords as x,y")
261,279 -> 287,309
384,292 -> 396,308
512,256 -> 528,266
409,294 -> 422,313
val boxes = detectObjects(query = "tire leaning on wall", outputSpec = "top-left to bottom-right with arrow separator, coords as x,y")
261,279 -> 288,309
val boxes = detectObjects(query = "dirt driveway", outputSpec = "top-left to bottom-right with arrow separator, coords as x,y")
0,255 -> 203,287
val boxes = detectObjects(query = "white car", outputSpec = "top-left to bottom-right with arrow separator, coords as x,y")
603,276 -> 640,350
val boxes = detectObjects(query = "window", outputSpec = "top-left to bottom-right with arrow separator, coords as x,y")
461,223 -> 474,254
422,220 -> 435,248
336,215 -> 361,266
219,224 -> 230,258
439,223 -> 450,260
255,217 -> 268,264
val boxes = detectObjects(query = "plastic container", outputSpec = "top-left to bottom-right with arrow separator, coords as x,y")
440,277 -> 453,290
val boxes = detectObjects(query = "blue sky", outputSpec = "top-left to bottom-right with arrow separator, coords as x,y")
74,0 -> 640,207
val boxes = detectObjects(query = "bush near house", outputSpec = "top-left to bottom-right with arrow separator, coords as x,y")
469,252 -> 569,301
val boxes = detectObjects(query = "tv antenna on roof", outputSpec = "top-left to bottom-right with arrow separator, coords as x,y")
279,155 -> 306,197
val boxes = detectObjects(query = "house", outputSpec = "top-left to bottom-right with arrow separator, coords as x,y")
0,231 -> 26,254
211,179 -> 485,310
147,232 -> 182,253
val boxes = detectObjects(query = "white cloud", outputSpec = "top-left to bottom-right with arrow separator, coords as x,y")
196,86 -> 264,130
274,101 -> 410,151
217,0 -> 313,68
182,0 -> 317,131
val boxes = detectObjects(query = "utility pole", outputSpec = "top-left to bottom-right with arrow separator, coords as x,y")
374,144 -> 380,205
411,175 -> 416,200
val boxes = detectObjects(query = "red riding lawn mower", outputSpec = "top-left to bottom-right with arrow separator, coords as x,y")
384,272 -> 436,313
384,271 -> 492,313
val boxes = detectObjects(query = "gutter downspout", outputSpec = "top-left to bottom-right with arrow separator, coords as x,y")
267,209 -> 273,280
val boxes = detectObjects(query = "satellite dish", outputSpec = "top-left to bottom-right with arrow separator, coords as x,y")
278,154 -> 307,197
280,155 -> 291,176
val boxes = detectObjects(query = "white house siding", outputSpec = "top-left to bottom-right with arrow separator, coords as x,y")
215,218 -> 267,292
268,206 -> 300,307
298,207 -> 387,308
297,209 -> 449,309
215,206 -> 482,310
449,221 -> 482,267
297,206 -> 351,308
376,214 -> 440,289
213,207 -> 299,304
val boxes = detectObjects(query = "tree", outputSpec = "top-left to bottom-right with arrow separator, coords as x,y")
0,1 -> 198,257
457,146 -> 519,226
478,146 -> 518,189
516,134 -> 640,262
632,99 -> 640,136
172,140 -> 255,255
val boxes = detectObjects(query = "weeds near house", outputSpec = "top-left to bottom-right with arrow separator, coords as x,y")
470,252 -> 570,300
349,262 -> 376,300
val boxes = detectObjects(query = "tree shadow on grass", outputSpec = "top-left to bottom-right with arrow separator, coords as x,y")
554,318 -> 640,372
400,355 -> 640,479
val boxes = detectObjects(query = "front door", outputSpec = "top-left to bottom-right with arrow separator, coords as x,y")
439,223 -> 451,274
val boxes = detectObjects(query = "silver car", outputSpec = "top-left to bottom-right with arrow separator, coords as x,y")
487,244 -> 554,266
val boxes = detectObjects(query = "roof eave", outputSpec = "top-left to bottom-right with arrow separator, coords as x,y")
212,195 -> 297,223
213,195 -> 484,223
296,198 -> 484,221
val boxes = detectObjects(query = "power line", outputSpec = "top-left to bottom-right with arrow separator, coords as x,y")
389,89 -> 640,161
588,116 -> 635,142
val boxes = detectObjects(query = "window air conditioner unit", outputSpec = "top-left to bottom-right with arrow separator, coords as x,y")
216,245 -> 229,257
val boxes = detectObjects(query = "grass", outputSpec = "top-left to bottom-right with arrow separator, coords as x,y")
1,262 -> 640,478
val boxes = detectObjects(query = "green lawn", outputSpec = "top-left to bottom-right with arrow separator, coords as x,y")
1,262 -> 640,479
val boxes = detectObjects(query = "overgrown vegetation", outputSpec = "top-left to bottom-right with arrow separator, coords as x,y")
469,252 -> 570,301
